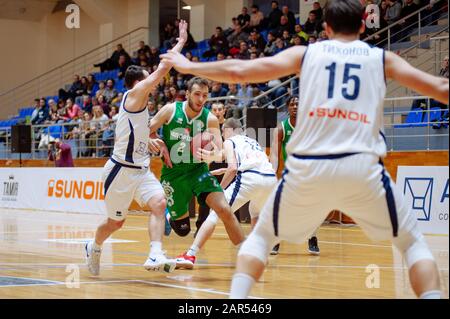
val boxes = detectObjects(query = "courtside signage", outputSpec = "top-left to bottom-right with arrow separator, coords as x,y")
396,166 -> 449,235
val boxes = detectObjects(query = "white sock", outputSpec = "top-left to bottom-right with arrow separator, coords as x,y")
187,245 -> 199,257
229,273 -> 255,299
92,241 -> 102,251
150,241 -> 163,256
420,290 -> 441,299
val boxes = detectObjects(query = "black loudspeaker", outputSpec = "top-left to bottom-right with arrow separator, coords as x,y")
246,108 -> 277,148
11,125 -> 32,153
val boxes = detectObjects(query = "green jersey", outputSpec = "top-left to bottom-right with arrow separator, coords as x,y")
160,101 -> 223,221
161,101 -> 211,174
281,117 -> 295,162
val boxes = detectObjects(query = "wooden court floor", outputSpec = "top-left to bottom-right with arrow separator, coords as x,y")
0,208 -> 448,299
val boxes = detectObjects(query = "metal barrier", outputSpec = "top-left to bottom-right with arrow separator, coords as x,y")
1,91 -> 447,160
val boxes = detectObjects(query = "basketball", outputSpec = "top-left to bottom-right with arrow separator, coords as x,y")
191,131 -> 215,161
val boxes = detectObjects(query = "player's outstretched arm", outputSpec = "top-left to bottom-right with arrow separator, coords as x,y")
220,140 -> 238,190
125,21 -> 189,112
269,125 -> 283,174
161,45 -> 306,84
385,51 -> 449,104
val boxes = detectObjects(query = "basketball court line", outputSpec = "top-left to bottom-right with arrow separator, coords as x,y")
0,275 -> 262,298
0,262 -> 447,272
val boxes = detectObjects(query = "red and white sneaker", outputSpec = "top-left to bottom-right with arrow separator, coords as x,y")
175,252 -> 196,270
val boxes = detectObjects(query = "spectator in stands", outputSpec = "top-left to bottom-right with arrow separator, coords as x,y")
281,5 -> 296,34
100,106 -> 118,157
226,83 -> 239,115
86,73 -> 97,97
224,17 -> 240,37
291,34 -> 303,46
399,0 -> 420,35
236,41 -> 251,60
264,32 -> 278,56
102,79 -> 118,104
204,27 -> 229,58
248,30 -> 267,53
274,37 -> 286,54
268,1 -> 283,30
272,15 -> 291,38
59,75 -> 82,101
66,98 -> 81,121
48,139 -> 74,167
309,35 -> 318,44
210,82 -> 228,99
31,98 -> 49,125
45,99 -> 58,124
148,100 -> 158,117
318,30 -> 328,42
148,46 -> 160,66
78,111 -> 94,157
94,44 -> 129,72
162,22 -> 176,49
249,5 -> 265,31
439,56 -> 449,79
311,2 -> 323,21
95,80 -> 106,98
137,41 -> 151,56
30,98 -> 41,124
237,7 -> 251,33
117,54 -> 131,80
162,87 -> 174,104
227,25 -> 249,56
97,95 -> 111,115
237,83 -> 253,111
385,0 -> 402,25
281,30 -> 292,47
304,11 -> 322,36
294,24 -> 309,44
56,100 -> 70,123
80,95 -> 92,114
111,92 -> 123,108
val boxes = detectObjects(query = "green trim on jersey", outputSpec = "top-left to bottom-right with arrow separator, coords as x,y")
281,118 -> 294,162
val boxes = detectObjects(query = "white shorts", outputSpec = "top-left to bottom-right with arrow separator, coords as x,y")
223,170 -> 278,219
102,159 -> 164,221
254,153 -> 422,245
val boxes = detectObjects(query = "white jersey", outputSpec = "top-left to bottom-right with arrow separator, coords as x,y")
287,39 -> 387,158
228,135 -> 274,174
112,90 -> 151,167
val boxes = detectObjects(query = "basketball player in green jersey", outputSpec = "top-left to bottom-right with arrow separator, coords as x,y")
149,77 -> 245,245
269,96 -> 320,255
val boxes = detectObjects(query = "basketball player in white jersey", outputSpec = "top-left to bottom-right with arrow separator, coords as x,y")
161,0 -> 448,299
85,21 -> 188,276
174,118 -> 277,269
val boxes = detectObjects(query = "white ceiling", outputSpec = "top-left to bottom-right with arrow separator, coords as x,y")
0,0 -> 59,22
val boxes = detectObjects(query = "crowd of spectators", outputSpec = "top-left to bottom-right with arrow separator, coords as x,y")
24,0 -> 448,158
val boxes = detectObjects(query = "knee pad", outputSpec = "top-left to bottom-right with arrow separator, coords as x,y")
394,234 -> 435,269
170,217 -> 191,237
205,211 -> 218,226
238,227 -> 276,264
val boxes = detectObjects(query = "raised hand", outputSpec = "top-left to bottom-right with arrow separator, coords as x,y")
177,20 -> 188,44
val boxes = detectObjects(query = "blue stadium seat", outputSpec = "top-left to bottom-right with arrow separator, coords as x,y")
394,109 -> 425,128
428,107 -> 442,123
44,125 -> 67,139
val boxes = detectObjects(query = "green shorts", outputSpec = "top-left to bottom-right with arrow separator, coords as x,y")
161,163 -> 223,221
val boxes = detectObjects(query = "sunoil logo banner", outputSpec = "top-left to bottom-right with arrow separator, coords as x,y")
0,168 -> 106,215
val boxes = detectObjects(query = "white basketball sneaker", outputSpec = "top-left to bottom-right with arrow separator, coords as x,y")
85,241 -> 102,276
144,253 -> 176,273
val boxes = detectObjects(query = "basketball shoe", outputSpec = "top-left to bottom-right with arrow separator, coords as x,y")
175,252 -> 196,269
270,243 -> 280,255
85,241 -> 102,276
144,253 -> 176,273
308,236 -> 320,255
